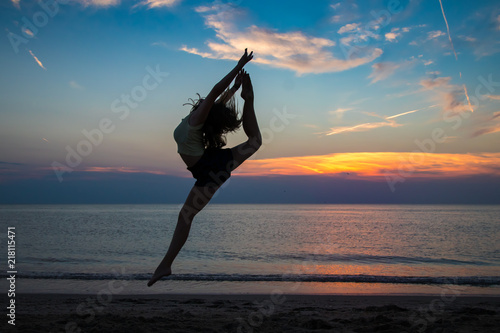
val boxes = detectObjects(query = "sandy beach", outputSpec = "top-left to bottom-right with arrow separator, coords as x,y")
6,293 -> 500,332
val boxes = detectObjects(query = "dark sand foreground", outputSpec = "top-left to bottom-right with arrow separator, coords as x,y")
6,293 -> 500,332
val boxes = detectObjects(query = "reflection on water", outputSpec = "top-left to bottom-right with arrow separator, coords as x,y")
1,204 -> 499,294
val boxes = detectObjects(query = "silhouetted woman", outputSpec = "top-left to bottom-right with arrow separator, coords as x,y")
148,49 -> 261,286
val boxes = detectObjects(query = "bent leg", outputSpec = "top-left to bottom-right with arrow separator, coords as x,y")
147,185 -> 217,287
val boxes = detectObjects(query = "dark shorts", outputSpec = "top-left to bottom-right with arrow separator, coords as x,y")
187,148 -> 235,187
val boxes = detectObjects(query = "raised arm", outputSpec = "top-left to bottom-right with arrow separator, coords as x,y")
189,49 -> 253,126
216,70 -> 243,104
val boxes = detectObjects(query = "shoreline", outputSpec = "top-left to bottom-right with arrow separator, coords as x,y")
8,293 -> 500,332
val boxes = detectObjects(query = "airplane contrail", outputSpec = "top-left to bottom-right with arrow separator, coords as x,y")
438,0 -> 458,60
386,104 -> 439,120
438,0 -> 473,112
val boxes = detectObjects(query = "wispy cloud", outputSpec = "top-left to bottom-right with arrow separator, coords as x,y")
420,77 -> 473,114
179,45 -> 212,58
82,166 -> 167,175
487,95 -> 500,100
368,62 -> 400,83
329,107 -> 352,120
77,0 -> 120,7
420,76 -> 452,89
135,0 -> 181,9
28,50 -> 46,70
471,112 -> 500,138
329,1 -> 360,23
11,0 -> 20,9
426,30 -> 446,41
181,4 -> 382,75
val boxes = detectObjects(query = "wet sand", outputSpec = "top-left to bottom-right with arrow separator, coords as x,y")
6,293 -> 500,332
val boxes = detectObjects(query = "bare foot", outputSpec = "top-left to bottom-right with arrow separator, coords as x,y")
147,267 -> 172,287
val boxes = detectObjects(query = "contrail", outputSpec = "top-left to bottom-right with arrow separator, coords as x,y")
463,84 -> 474,112
438,0 -> 457,60
438,0 -> 473,112
325,105 -> 438,136
386,104 -> 439,120
28,50 -> 46,70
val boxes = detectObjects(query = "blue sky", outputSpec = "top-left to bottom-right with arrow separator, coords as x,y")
1,0 -> 500,203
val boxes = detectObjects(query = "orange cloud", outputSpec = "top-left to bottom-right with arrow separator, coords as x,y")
236,152 -> 500,179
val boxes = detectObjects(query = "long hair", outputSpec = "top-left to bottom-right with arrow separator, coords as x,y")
184,91 -> 241,149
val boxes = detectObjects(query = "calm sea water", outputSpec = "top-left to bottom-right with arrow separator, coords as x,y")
1,204 -> 499,295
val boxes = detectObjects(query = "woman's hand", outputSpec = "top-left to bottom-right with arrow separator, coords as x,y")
238,48 -> 254,68
240,71 -> 254,101
233,70 -> 244,90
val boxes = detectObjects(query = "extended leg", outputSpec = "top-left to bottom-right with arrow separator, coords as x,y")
147,185 -> 216,287
231,93 -> 262,169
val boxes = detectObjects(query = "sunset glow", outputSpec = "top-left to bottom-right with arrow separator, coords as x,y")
1,0 -> 499,203
239,152 -> 500,178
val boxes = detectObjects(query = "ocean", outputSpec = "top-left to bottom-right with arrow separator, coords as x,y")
1,204 -> 499,295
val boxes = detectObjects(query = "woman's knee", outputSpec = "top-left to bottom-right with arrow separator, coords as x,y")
180,186 -> 216,220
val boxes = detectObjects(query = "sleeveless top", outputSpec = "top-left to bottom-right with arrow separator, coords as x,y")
173,116 -> 205,156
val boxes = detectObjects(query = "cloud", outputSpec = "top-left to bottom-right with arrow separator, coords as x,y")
385,32 -> 400,42
420,77 -> 451,89
487,95 -> 500,100
181,5 -> 382,75
384,27 -> 410,43
471,112 -> 500,138
77,0 -> 120,6
237,152 -> 500,178
337,22 -> 380,46
28,50 -> 46,70
496,14 -> 500,30
330,15 -> 342,23
427,30 -> 446,40
338,23 -> 360,34
330,3 -> 341,10
329,1 -> 360,23
22,28 -> 34,37
151,41 -> 168,48
368,62 -> 400,83
179,45 -> 212,58
420,77 -> 473,114
135,0 -> 181,9
329,107 -> 351,120
11,0 -> 20,9
458,35 -> 477,42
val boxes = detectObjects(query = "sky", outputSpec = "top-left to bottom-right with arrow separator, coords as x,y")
1,0 -> 500,204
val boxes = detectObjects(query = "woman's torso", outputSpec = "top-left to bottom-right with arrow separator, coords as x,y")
174,114 -> 205,168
